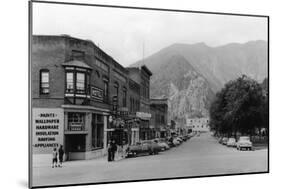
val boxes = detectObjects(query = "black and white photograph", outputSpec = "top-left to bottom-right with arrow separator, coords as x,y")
29,1 -> 269,188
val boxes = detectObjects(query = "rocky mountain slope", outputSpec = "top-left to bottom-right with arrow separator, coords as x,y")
130,40 -> 268,121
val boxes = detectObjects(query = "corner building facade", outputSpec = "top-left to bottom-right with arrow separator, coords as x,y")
32,35 -> 130,160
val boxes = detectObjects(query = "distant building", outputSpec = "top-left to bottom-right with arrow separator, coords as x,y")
127,65 -> 153,140
186,117 -> 210,132
150,98 -> 168,138
127,78 -> 141,145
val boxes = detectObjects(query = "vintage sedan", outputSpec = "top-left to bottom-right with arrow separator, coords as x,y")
218,137 -> 224,144
175,137 -> 183,143
126,140 -> 162,157
154,138 -> 170,151
222,137 -> 229,145
173,138 -> 181,146
236,136 -> 253,151
226,137 -> 236,147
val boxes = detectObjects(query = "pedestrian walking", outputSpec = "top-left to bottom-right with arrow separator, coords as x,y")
111,140 -> 117,161
107,140 -> 112,162
52,147 -> 58,168
58,145 -> 64,167
121,140 -> 127,158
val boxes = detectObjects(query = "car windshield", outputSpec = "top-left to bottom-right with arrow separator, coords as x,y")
142,141 -> 152,144
239,137 -> 250,141
229,138 -> 235,142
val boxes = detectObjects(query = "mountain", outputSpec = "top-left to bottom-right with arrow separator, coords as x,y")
130,40 -> 268,122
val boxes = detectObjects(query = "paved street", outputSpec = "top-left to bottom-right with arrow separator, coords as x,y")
32,132 -> 268,187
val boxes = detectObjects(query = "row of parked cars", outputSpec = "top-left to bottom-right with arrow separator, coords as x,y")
126,134 -> 193,158
218,136 -> 253,150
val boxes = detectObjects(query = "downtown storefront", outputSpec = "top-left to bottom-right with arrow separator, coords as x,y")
107,110 -> 141,146
32,105 -> 110,161
62,105 -> 110,160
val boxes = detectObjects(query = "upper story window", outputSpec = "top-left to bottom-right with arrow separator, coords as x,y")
65,69 -> 89,95
113,82 -> 119,105
103,77 -> 109,102
63,59 -> 92,98
95,59 -> 109,73
66,72 -> 74,93
113,70 -> 126,83
40,69 -> 49,94
76,72 -> 85,94
114,82 -> 119,97
122,87 -> 127,107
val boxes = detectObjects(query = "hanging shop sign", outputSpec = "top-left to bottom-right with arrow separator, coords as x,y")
91,86 -> 103,101
136,112 -> 151,120
32,108 -> 64,154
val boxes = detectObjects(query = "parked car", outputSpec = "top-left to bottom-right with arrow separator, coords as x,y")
186,135 -> 191,140
176,137 -> 183,142
236,136 -> 253,151
226,138 -> 236,147
172,138 -> 181,146
218,137 -> 224,144
126,140 -> 162,157
222,137 -> 228,145
154,138 -> 170,151
182,135 -> 189,141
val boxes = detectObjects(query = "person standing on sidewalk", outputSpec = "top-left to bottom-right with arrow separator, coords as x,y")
58,145 -> 64,167
111,140 -> 117,161
52,147 -> 58,168
107,140 -> 112,162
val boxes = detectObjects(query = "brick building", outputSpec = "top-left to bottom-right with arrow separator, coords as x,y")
127,78 -> 141,145
127,66 -> 153,140
150,98 -> 168,138
32,35 -> 130,160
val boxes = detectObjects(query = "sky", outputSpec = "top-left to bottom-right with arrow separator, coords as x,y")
33,2 -> 268,67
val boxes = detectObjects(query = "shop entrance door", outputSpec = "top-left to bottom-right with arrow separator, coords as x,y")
65,134 -> 86,160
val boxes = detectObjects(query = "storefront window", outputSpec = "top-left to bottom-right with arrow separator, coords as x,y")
92,114 -> 104,149
68,112 -> 85,131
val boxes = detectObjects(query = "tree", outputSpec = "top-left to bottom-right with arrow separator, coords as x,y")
210,75 -> 266,137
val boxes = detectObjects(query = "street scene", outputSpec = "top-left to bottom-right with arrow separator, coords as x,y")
30,2 -> 268,188
33,132 -> 268,186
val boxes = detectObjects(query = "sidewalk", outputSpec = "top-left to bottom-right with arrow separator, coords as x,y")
32,151 -> 127,168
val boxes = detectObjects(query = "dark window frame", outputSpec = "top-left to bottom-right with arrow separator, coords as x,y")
76,71 -> 86,94
114,82 -> 119,105
65,68 -> 90,95
103,77 -> 109,103
122,87 -> 127,107
39,69 -> 50,95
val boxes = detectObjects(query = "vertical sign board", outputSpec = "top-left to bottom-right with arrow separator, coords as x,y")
32,108 -> 64,154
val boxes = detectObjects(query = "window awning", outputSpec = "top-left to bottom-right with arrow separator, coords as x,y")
62,60 -> 92,69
